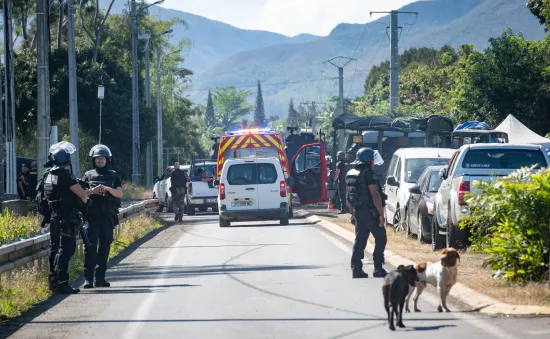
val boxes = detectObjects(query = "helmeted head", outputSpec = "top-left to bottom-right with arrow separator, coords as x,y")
89,144 -> 112,169
31,161 -> 38,170
337,151 -> 345,161
50,142 -> 77,171
174,162 -> 180,170
352,147 -> 384,168
326,155 -> 332,166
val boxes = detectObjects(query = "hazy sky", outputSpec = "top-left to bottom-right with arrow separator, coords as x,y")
156,0 -> 416,37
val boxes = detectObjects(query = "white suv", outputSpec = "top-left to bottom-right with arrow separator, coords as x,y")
216,158 -> 292,227
434,143 -> 550,249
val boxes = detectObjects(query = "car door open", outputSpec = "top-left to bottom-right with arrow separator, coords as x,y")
289,143 -> 328,205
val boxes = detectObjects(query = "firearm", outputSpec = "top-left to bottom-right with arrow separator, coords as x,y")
79,218 -> 93,248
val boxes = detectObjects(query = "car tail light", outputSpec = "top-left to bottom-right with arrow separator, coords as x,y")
458,181 -> 470,206
280,181 -> 287,197
169,178 -> 172,184
219,183 -> 226,200
188,182 -> 193,195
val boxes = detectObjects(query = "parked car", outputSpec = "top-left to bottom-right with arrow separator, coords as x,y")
405,165 -> 446,243
434,143 -> 550,249
153,164 -> 190,212
384,148 -> 455,231
215,157 -> 293,227
184,160 -> 218,215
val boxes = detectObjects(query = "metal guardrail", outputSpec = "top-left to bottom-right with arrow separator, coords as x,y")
0,199 -> 159,276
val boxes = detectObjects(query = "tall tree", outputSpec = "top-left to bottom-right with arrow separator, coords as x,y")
212,86 -> 253,131
205,89 -> 215,125
57,0 -> 65,50
287,98 -> 299,128
254,80 -> 266,128
527,0 -> 550,32
79,0 -> 117,63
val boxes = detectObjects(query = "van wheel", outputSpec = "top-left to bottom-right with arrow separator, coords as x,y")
220,218 -> 230,227
280,216 -> 289,226
431,215 -> 445,251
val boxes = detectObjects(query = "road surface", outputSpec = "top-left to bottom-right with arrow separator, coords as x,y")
4,212 -> 550,338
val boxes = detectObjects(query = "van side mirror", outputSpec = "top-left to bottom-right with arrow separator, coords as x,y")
286,177 -> 295,187
439,168 -> 448,180
213,179 -> 220,186
386,176 -> 398,187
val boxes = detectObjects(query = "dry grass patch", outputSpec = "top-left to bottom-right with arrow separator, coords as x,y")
0,267 -> 50,319
305,208 -> 550,307
122,182 -> 154,200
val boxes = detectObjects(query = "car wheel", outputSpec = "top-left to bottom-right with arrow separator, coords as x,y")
154,193 -> 164,212
446,207 -> 466,249
417,211 -> 425,244
166,194 -> 174,213
393,206 -> 403,232
280,216 -> 289,226
431,213 -> 445,251
220,218 -> 230,227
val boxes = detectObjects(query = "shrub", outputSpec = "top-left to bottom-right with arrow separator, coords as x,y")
0,210 -> 41,245
121,181 -> 153,200
463,167 -> 550,282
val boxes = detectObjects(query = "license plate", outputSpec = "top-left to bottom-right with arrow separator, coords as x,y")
231,200 -> 253,207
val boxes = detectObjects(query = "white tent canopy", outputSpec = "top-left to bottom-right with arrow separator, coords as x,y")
495,114 -> 550,148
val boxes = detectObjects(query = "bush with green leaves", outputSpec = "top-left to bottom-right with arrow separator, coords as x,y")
0,210 -> 41,245
462,167 -> 550,282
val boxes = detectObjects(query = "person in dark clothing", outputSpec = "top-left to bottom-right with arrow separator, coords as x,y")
346,148 -> 388,279
27,161 -> 39,200
82,144 -> 123,289
334,151 -> 349,214
43,142 -> 90,294
17,164 -> 30,199
170,162 -> 189,222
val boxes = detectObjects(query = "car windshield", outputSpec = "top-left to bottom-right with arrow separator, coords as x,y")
428,171 -> 444,192
405,158 -> 450,183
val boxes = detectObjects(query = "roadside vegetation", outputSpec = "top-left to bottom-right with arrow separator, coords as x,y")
463,167 -> 550,283
0,214 -> 164,320
122,182 -> 153,200
0,210 -> 41,245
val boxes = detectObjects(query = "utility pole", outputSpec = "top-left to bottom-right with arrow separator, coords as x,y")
68,0 -> 80,176
324,56 -> 355,152
156,47 -> 163,178
37,0 -> 51,179
131,0 -> 141,185
139,32 -> 152,107
4,0 -> 17,196
0,28 -> 4,199
146,141 -> 153,187
370,10 -> 418,115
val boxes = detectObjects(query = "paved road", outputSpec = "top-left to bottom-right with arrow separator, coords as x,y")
5,212 -> 550,339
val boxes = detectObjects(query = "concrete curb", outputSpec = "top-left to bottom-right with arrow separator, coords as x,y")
298,210 -> 550,316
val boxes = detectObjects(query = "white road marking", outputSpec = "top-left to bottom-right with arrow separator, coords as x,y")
316,229 -> 519,339
121,229 -> 185,339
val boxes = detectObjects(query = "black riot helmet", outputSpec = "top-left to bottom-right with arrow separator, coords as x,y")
50,142 -> 76,170
89,144 -> 112,168
337,151 -> 345,161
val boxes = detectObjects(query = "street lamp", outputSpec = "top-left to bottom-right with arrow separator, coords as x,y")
98,85 -> 105,143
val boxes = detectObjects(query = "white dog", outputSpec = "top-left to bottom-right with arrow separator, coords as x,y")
405,248 -> 460,313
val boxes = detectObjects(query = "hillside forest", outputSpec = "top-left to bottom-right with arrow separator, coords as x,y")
6,0 -> 550,181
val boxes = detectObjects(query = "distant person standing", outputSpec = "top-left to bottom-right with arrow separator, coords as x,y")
334,151 -> 349,214
17,164 -> 30,199
170,162 -> 189,222
27,161 -> 39,200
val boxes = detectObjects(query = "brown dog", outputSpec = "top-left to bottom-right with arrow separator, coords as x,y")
405,248 -> 460,313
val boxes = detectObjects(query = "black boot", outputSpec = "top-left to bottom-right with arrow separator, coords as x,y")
373,267 -> 388,278
56,282 -> 80,294
95,280 -> 111,287
48,273 -> 58,292
352,270 -> 369,279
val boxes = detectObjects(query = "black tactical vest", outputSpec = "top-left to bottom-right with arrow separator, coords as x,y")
83,169 -> 118,215
345,166 -> 371,207
44,169 -> 78,218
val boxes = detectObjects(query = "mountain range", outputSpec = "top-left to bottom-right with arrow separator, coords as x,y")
105,0 -> 547,117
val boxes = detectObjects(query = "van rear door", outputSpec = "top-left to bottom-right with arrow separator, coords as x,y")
224,161 -> 259,211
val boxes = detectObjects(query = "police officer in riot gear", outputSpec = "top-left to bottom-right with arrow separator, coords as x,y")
82,144 -> 123,288
346,148 -> 388,278
43,142 -> 90,294
334,151 -> 349,214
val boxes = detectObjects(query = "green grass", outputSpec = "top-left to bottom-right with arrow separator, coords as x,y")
0,209 -> 42,245
122,181 -> 153,200
0,214 -> 164,320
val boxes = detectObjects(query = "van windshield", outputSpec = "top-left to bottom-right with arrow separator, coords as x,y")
405,158 -> 450,183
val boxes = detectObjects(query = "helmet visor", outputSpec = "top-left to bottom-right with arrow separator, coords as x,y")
373,150 -> 384,166
49,141 -> 76,155
89,144 -> 112,157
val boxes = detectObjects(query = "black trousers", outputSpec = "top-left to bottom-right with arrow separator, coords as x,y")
84,215 -> 114,282
351,207 -> 387,271
49,219 -> 76,283
338,183 -> 347,211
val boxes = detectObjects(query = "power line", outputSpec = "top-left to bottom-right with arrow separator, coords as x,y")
184,77 -> 338,93
347,31 -> 386,97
